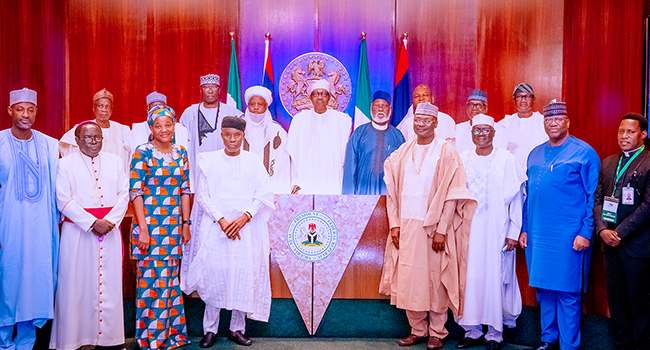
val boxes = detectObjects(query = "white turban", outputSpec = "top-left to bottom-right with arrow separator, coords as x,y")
9,88 -> 37,106
244,86 -> 273,106
472,113 -> 495,127
307,79 -> 331,95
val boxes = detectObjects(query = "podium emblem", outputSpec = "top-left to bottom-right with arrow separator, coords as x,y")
287,210 -> 338,261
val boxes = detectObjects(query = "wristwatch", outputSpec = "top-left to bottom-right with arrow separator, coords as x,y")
182,219 -> 192,226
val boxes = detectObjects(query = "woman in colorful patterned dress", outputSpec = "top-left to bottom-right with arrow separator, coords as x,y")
130,106 -> 191,349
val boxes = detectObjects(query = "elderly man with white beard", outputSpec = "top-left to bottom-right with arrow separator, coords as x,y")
342,90 -> 405,195
241,86 -> 291,194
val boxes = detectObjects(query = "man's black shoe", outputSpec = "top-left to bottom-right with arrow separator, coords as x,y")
199,332 -> 217,348
455,336 -> 486,349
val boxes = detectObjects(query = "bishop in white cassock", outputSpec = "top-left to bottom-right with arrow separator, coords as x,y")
396,84 -> 456,143
183,117 -> 274,348
287,79 -> 352,194
59,89 -> 131,172
455,89 -> 514,155
129,91 -> 189,153
179,74 -> 243,192
457,114 -> 526,350
50,121 -> 129,350
242,86 -> 291,194
498,83 -> 548,168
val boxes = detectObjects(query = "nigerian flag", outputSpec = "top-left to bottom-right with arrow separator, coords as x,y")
354,37 -> 372,130
226,36 -> 242,110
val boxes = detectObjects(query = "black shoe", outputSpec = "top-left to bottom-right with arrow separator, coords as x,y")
456,336 -> 486,349
199,332 -> 217,348
486,340 -> 501,350
228,330 -> 252,346
534,342 -> 559,350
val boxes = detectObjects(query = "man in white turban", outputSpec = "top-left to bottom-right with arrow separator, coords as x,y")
242,86 -> 291,194
286,79 -> 352,194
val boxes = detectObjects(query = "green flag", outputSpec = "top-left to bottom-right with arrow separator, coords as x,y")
354,37 -> 371,129
227,37 -> 242,110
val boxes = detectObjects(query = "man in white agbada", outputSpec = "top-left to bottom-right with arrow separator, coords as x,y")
396,84 -> 456,143
497,83 -> 548,168
128,91 -> 189,153
455,89 -> 514,155
242,86 -> 291,193
50,121 -> 129,350
179,74 -> 243,192
183,117 -> 274,348
59,89 -> 131,172
457,114 -> 525,350
286,79 -> 352,194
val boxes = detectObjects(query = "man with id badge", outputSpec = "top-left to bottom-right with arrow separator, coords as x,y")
518,100 -> 600,350
594,113 -> 650,349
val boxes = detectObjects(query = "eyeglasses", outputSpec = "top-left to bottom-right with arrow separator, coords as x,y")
467,102 -> 486,109
472,128 -> 493,135
414,118 -> 436,126
515,94 -> 533,101
78,135 -> 103,143
311,91 -> 330,97
544,117 -> 565,124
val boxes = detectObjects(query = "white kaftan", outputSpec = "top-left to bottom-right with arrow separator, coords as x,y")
498,111 -> 548,168
243,109 -> 292,194
397,105 -> 456,143
59,120 -> 131,172
286,109 -> 352,194
50,151 -> 129,350
458,148 -> 526,333
183,150 -> 274,322
179,102 -> 243,192
128,121 -> 189,155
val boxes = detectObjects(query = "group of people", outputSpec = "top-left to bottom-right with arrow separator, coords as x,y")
0,72 -> 648,350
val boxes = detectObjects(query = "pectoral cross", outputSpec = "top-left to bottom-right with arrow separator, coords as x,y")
91,187 -> 101,205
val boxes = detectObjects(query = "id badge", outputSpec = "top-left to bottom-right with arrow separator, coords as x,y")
622,186 -> 634,205
602,196 -> 619,223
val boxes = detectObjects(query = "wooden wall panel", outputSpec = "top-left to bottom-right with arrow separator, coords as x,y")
0,0 -> 65,137
66,0 -> 237,130
396,0 -> 479,122
563,0 -> 646,317
478,0 -> 564,123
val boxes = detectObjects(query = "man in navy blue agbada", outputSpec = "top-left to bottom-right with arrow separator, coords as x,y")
342,90 -> 405,195
519,100 -> 600,350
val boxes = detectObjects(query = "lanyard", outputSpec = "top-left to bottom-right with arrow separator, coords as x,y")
612,145 -> 644,196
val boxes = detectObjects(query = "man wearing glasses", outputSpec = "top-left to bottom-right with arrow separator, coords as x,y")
518,100 -> 600,350
380,102 -> 476,350
457,114 -> 526,350
498,83 -> 548,168
287,79 -> 352,194
455,89 -> 512,154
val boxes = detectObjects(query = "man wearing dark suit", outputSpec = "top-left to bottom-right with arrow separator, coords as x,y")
594,113 -> 650,350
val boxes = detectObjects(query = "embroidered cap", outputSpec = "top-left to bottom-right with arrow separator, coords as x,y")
93,89 -> 114,104
543,99 -> 567,117
372,90 -> 391,104
146,91 -> 167,106
414,102 -> 439,117
200,74 -> 220,86
467,89 -> 488,103
9,88 -> 37,106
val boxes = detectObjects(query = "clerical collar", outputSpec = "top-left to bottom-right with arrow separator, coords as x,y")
622,145 -> 644,157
